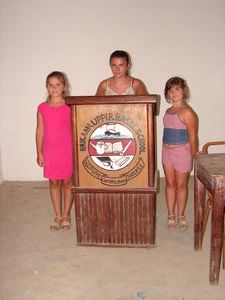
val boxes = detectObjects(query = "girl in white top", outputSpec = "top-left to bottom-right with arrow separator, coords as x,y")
96,50 -> 149,96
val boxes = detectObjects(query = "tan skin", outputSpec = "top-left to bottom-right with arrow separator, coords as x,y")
96,57 -> 148,95
36,77 -> 73,224
163,85 -> 198,223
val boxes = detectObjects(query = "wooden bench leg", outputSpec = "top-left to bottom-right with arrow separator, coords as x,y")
209,186 -> 224,284
202,198 -> 212,241
223,214 -> 225,269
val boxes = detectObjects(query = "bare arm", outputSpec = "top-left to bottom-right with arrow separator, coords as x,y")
181,107 -> 198,155
95,80 -> 107,96
36,111 -> 44,167
133,78 -> 149,95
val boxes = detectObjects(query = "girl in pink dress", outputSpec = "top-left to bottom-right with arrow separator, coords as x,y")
36,71 -> 73,230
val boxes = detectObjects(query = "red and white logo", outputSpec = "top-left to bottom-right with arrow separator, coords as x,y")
88,123 -> 136,171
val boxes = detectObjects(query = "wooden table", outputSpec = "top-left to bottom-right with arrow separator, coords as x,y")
194,153 -> 225,284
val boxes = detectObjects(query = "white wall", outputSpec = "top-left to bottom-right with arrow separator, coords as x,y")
0,0 -> 225,181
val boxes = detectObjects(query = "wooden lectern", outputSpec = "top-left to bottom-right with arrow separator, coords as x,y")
66,95 -> 159,247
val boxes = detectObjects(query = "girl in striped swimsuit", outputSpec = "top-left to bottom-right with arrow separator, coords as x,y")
162,77 -> 198,230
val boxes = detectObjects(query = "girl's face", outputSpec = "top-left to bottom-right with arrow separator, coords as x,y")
110,57 -> 129,78
167,85 -> 184,103
47,77 -> 65,98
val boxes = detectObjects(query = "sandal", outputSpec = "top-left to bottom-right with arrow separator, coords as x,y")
50,216 -> 62,231
177,216 -> 188,230
168,215 -> 176,229
62,216 -> 71,230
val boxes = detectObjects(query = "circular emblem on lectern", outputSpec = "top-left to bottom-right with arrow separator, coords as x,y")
88,123 -> 136,171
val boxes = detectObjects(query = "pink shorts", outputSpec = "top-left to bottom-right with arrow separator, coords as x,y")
162,143 -> 192,173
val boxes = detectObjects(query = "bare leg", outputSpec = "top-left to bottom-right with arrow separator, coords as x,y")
49,179 -> 62,217
175,170 -> 189,216
62,177 -> 73,217
49,179 -> 63,230
62,178 -> 73,229
163,164 -> 176,215
163,164 -> 177,228
175,170 -> 190,229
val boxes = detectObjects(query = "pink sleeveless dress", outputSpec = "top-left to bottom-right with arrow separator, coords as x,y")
38,102 -> 73,179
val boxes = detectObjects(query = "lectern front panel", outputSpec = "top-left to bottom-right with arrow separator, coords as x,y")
75,103 -> 149,188
66,95 -> 159,247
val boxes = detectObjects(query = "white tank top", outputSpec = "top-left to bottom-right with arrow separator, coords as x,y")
104,79 -> 135,95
